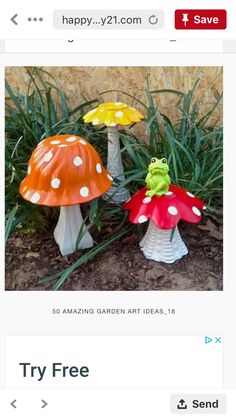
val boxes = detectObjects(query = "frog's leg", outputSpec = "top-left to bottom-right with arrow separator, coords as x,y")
145,173 -> 151,188
145,172 -> 151,183
145,173 -> 154,195
146,189 -> 155,197
153,181 -> 166,195
146,181 -> 165,197
165,174 -> 171,186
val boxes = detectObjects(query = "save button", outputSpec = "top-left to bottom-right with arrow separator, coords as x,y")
175,10 -> 227,30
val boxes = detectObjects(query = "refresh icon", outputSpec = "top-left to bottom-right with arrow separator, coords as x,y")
149,14 -> 159,25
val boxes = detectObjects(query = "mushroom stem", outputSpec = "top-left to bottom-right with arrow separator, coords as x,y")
140,221 -> 188,264
103,126 -> 130,203
54,205 -> 93,256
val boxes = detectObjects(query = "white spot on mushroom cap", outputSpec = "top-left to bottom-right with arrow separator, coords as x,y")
92,118 -> 100,125
50,140 -> 61,145
138,215 -> 148,223
43,151 -> 53,162
186,191 -> 195,198
192,206 -> 201,216
165,191 -> 173,196
27,165 -> 31,175
143,197 -> 152,204
73,156 -> 83,167
66,136 -> 77,142
107,174 -> 113,181
80,187 -> 89,197
115,102 -> 122,106
96,163 -> 102,173
51,178 -> 60,189
58,144 -> 67,148
203,205 -> 206,210
110,122 -> 117,127
79,139 -> 87,145
168,206 -> 178,216
115,111 -> 123,117
30,192 -> 40,203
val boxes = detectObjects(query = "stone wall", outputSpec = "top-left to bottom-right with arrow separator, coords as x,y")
5,66 -> 223,127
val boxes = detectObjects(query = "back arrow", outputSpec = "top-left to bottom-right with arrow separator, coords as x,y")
41,399 -> 48,409
10,14 -> 18,25
10,399 -> 17,409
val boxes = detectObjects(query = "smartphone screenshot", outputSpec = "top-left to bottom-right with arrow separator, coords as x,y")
1,0 -> 235,417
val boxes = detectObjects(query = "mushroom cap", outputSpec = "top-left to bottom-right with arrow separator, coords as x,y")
83,102 -> 144,127
124,185 -> 205,229
19,135 -> 113,207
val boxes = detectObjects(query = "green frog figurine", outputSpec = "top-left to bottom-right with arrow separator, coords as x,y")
145,157 -> 171,197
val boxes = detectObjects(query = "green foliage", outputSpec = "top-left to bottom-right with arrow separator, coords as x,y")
5,69 -> 223,289
106,77 -> 223,211
99,76 -> 223,211
5,68 -> 101,235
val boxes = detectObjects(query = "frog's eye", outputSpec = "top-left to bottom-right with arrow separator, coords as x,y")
161,158 -> 167,164
151,158 -> 157,164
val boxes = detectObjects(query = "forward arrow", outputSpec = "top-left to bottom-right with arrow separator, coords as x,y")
41,399 -> 48,409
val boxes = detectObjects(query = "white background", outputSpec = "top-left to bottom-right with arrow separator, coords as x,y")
1,52 -> 235,390
1,0 -> 236,416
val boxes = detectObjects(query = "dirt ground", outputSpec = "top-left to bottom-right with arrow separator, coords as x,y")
5,216 -> 223,291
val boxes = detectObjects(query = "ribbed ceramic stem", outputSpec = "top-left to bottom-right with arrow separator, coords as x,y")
54,205 -> 93,256
140,221 -> 188,264
103,126 -> 130,203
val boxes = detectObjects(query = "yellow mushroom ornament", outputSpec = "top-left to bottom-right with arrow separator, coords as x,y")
83,102 -> 144,203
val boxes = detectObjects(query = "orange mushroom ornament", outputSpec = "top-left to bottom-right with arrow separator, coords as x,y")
19,135 -> 112,256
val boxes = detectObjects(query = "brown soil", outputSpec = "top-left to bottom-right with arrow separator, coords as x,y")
5,217 -> 223,291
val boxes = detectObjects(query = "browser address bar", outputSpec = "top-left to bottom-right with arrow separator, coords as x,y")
53,10 -> 164,30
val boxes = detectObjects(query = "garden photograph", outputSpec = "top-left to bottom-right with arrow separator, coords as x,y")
5,66 -> 223,291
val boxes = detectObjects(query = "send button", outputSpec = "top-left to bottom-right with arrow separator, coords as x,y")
170,394 -> 226,414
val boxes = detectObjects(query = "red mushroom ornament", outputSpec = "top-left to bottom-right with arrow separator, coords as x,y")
124,157 -> 206,263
